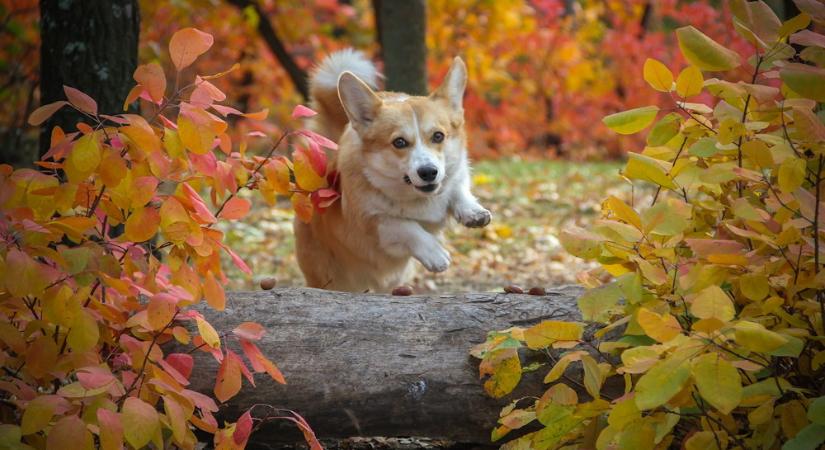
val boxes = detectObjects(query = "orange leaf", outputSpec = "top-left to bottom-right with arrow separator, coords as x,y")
203,271 -> 226,310
240,339 -> 285,384
169,28 -> 214,71
214,351 -> 242,402
64,85 -> 98,115
133,62 -> 167,103
28,101 -> 68,126
291,192 -> 313,223
233,322 -> 265,341
147,293 -> 177,330
124,207 -> 160,242
218,197 -> 251,220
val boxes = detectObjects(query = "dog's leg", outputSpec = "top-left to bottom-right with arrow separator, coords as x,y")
450,163 -> 492,228
378,219 -> 451,273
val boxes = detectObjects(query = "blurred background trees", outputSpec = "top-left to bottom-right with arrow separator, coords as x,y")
1,0 -> 811,165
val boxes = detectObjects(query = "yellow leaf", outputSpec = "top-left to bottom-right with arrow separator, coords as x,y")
293,149 -> 326,191
178,115 -> 214,155
603,106 -> 660,135
692,353 -> 742,414
480,348 -> 522,399
690,285 -> 735,322
676,66 -> 704,98
65,134 -> 101,182
624,153 -> 677,189
122,397 -> 160,449
196,317 -> 220,348
676,25 -> 741,71
748,400 -> 774,426
685,431 -> 726,450
637,308 -> 682,342
133,62 -> 166,103
124,207 -> 160,243
67,309 -> 99,353
734,321 -> 787,353
544,351 -> 586,383
643,58 -> 673,92
147,294 -> 176,330
604,195 -> 641,229
740,273 -> 769,301
524,321 -> 583,350
778,157 -> 805,193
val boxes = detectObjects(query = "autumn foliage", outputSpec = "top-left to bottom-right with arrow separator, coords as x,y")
0,28 -> 327,449
474,2 -> 825,449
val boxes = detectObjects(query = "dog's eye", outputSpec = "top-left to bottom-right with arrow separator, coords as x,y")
432,131 -> 445,143
392,137 -> 408,149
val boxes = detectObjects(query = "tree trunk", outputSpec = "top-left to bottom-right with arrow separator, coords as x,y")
38,0 -> 139,157
189,286 -> 597,447
375,0 -> 427,95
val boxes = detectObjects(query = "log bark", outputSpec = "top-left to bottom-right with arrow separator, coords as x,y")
190,286 -> 585,447
375,0 -> 428,95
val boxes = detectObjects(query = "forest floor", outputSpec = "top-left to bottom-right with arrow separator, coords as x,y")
220,158 -> 645,293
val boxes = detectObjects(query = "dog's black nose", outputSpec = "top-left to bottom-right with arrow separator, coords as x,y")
417,165 -> 438,182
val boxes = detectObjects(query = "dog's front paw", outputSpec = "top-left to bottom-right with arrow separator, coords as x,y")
457,206 -> 492,228
415,244 -> 451,273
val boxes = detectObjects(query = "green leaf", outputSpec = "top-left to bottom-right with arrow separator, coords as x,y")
122,397 -> 160,449
782,423 -> 825,450
647,113 -> 681,146
676,66 -> 704,98
577,283 -> 622,323
809,396 -> 825,425
603,106 -> 659,135
781,63 -> 825,102
692,353 -> 742,414
67,309 -> 99,353
643,58 -> 673,92
676,26 -> 741,71
635,354 -> 691,410
688,137 -> 719,157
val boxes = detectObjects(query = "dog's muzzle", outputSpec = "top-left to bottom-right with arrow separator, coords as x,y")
403,175 -> 439,193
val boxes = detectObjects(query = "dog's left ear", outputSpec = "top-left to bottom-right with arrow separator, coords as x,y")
432,57 -> 467,111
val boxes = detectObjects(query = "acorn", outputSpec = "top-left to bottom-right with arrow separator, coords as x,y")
528,286 -> 546,296
260,277 -> 277,290
392,285 -> 413,296
504,285 -> 524,294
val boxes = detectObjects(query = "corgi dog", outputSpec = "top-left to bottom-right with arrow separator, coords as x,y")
294,49 -> 491,292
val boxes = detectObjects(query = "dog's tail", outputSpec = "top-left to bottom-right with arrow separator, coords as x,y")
309,49 -> 379,141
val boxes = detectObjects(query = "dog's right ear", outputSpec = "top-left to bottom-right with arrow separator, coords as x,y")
338,71 -> 382,129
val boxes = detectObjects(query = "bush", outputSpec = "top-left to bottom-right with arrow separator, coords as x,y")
0,28 -> 330,449
473,2 -> 825,449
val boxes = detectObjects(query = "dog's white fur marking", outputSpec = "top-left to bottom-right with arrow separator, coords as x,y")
295,51 -> 491,292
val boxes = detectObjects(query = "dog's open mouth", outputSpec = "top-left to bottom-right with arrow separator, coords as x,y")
404,175 -> 438,193
415,183 -> 438,193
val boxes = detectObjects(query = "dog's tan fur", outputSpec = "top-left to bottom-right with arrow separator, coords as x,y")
294,50 -> 491,292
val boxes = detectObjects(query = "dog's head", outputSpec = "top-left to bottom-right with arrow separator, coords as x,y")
337,57 -> 467,198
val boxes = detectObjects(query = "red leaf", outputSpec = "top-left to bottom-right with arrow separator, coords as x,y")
297,129 -> 337,150
133,63 -> 166,103
218,196 -> 251,220
233,410 -> 253,445
64,85 -> 98,115
220,242 -> 252,275
28,101 -> 69,126
291,105 -> 317,119
233,322 -> 265,341
166,353 -> 194,380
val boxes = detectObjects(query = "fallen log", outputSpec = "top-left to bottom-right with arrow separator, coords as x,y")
190,285 -> 585,447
